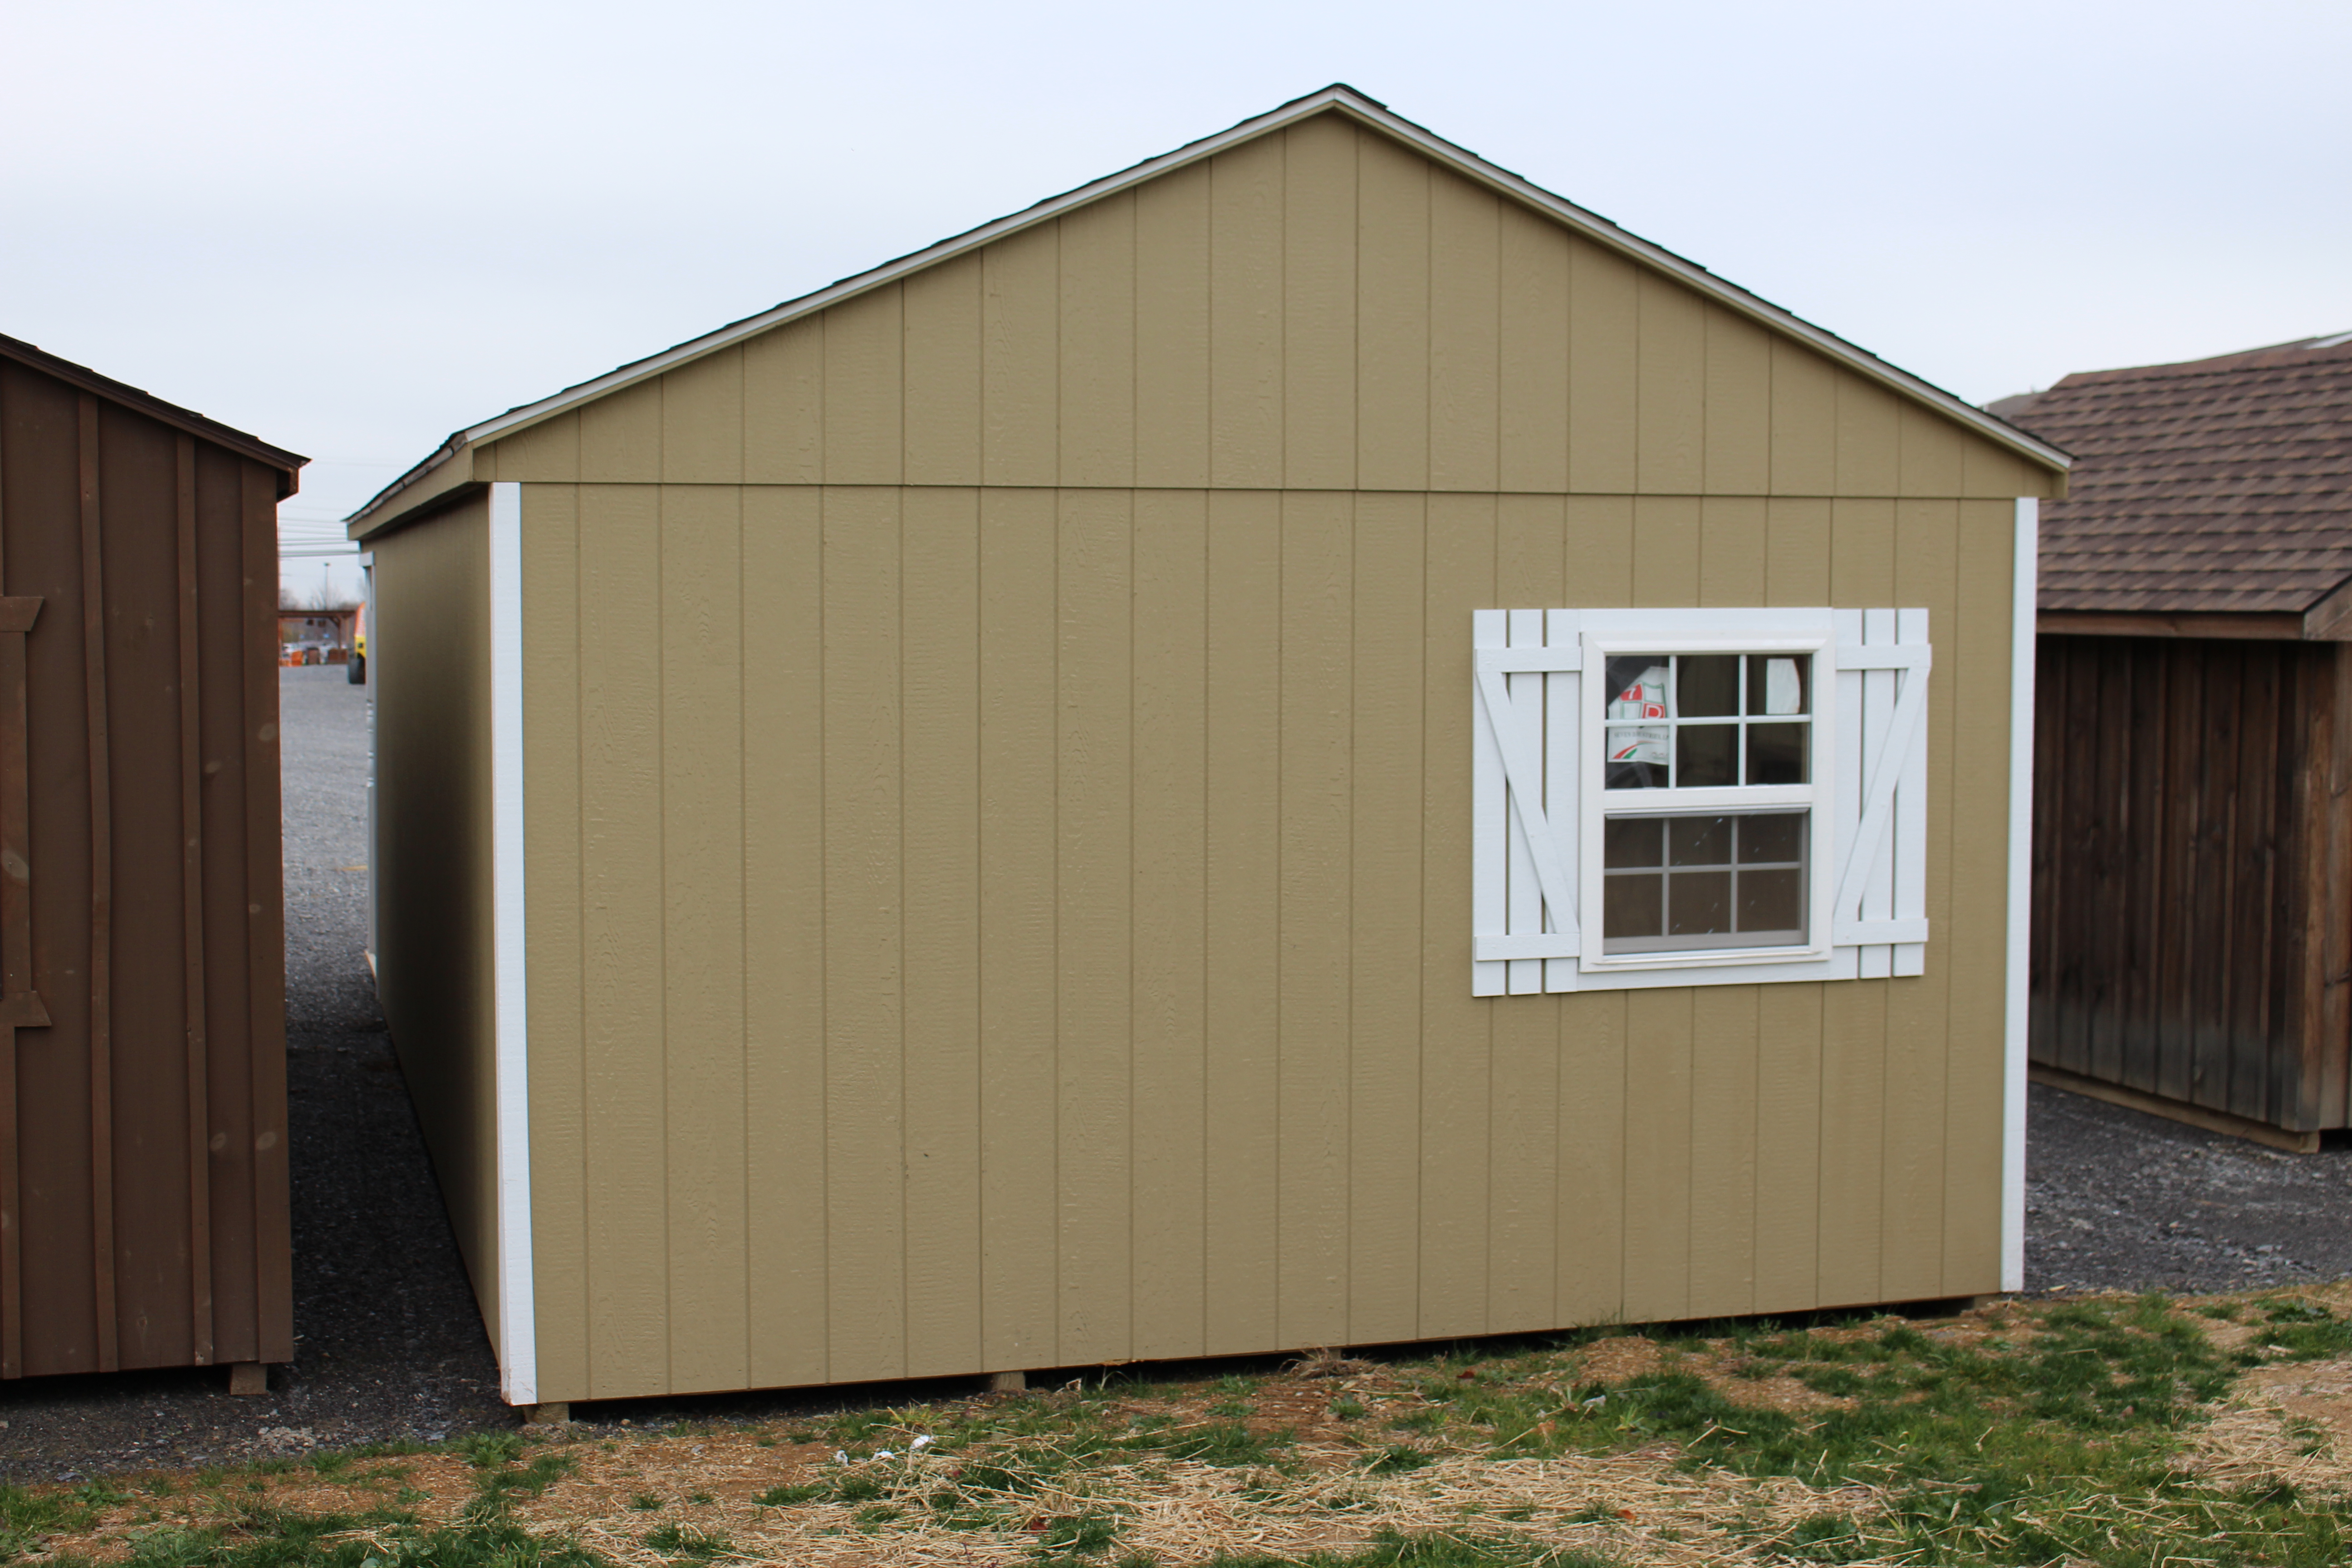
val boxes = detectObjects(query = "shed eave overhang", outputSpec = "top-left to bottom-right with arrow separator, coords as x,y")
0,332 -> 307,497
348,83 -> 2070,530
2038,573 -> 2352,642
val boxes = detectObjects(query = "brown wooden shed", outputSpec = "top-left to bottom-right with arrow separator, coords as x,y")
0,333 -> 304,1382
2000,332 -> 2352,1148
351,88 -> 2068,1412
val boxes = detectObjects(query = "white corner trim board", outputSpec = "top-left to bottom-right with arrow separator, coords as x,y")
2001,498 -> 2038,1294
488,482 -> 539,1404
361,550 -> 378,985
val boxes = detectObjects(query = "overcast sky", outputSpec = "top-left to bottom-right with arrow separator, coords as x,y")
5,0 -> 2345,600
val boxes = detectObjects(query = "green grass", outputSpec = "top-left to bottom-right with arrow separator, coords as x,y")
1030,1510 -> 1122,1560
473,1451 -> 576,1509
642,1521 -> 728,1558
1151,1422 -> 1288,1466
0,1482 -> 100,1561
1359,1446 -> 1431,1476
108,1512 -> 604,1567
452,1431 -> 528,1470
2247,1295 -> 2352,1361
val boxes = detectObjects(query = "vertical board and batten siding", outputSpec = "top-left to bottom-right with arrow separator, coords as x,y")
0,355 -> 291,1378
2030,636 -> 2352,1132
506,485 -> 2022,1401
385,110 -> 2051,1401
366,494 -> 505,1350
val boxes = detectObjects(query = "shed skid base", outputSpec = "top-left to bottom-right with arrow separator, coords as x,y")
2030,1064 -> 2323,1153
988,1371 -> 1026,1393
227,1363 -> 269,1396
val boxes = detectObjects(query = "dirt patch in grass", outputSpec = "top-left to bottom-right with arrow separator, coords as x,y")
1567,1335 -> 1663,1387
2194,1357 -> 2352,1497
1704,1369 -> 1853,1416
2245,1357 -> 2352,1455
2181,1283 -> 2352,1502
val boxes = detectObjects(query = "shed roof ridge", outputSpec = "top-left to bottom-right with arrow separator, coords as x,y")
348,84 -> 2067,529
2050,334 -> 2352,391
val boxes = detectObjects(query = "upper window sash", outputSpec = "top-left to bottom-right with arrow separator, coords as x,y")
1577,623 -> 1839,972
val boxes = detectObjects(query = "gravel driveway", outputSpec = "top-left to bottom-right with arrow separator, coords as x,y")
3,668 -> 2350,1482
2026,1077 -> 2352,1293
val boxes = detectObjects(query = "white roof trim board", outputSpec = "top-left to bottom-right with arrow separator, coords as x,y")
349,84 -> 2069,530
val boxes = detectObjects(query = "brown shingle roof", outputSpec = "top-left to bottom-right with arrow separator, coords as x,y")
1997,333 -> 2352,615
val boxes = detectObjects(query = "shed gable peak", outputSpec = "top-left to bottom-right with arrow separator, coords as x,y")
353,88 -> 2063,529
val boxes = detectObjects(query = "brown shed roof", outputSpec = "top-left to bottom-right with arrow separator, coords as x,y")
0,332 -> 307,495
1995,333 -> 2352,617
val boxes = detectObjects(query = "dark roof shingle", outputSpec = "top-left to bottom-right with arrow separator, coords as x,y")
1998,333 -> 2352,615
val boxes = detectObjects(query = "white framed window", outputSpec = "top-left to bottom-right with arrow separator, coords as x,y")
1472,608 -> 1931,996
1581,624 -> 1833,973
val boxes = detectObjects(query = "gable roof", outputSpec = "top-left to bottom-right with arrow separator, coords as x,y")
350,83 -> 2068,529
1999,333 -> 2352,621
0,332 -> 307,496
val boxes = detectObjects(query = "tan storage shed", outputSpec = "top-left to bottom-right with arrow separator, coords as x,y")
348,87 -> 2069,1409
0,333 -> 302,1382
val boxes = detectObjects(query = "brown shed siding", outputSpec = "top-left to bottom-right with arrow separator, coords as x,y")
0,353 -> 291,1377
2029,634 -> 2352,1131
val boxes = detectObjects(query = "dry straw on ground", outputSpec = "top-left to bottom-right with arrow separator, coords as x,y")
25,1383 -> 1894,1567
493,1431 -> 1888,1568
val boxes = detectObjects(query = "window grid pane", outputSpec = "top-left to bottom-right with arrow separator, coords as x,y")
1600,810 -> 1807,954
1605,654 -> 1812,791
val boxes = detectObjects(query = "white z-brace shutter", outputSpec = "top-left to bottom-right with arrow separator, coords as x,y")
1832,608 -> 1932,976
1471,609 -> 1581,997
1474,606 -> 1931,995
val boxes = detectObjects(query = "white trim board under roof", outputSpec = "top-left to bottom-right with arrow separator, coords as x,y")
348,84 -> 2069,532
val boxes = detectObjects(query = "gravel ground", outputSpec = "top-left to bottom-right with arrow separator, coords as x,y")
2025,1078 -> 2352,1294
4,666 -> 2351,1482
